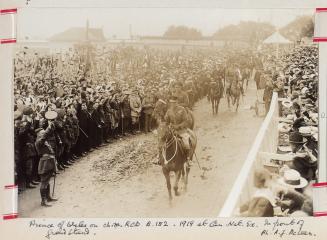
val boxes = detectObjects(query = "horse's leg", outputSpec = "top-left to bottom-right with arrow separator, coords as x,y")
184,164 -> 190,192
162,168 -> 172,203
232,95 -> 236,105
182,163 -> 187,191
227,95 -> 230,109
211,98 -> 214,115
174,170 -> 182,196
214,98 -> 218,114
236,96 -> 240,112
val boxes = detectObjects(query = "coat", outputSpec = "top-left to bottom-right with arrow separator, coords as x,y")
130,94 -> 142,117
35,125 -> 57,175
121,96 -> 131,118
19,121 -> 37,158
142,94 -> 155,115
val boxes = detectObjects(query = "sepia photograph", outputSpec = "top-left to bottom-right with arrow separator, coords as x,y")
12,7 -> 318,218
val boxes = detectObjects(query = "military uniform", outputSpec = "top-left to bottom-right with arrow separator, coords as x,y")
35,122 -> 58,207
120,95 -> 132,134
129,93 -> 142,133
76,103 -> 91,155
54,119 -> 65,169
142,93 -> 156,132
110,97 -> 121,137
164,104 -> 192,160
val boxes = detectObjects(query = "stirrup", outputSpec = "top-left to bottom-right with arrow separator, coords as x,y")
187,160 -> 193,167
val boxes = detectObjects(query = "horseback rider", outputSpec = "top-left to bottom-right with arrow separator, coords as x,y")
226,63 -> 244,96
164,96 -> 193,166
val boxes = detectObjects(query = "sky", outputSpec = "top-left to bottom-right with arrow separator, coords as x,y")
17,8 -> 314,40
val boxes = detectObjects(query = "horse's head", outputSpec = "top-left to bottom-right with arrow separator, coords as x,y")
153,99 -> 168,121
158,122 -> 174,142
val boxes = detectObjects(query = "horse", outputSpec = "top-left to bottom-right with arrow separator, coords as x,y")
158,123 -> 197,204
226,80 -> 242,112
208,80 -> 224,115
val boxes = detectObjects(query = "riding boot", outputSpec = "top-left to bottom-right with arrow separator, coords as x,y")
41,189 -> 52,207
46,185 -> 58,202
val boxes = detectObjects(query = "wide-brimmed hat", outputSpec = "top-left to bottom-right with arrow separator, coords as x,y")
14,110 -> 23,120
45,111 -> 58,120
278,169 -> 308,189
282,99 -> 293,109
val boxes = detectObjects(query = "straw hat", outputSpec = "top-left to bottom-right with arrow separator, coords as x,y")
278,169 -> 308,189
282,99 -> 293,109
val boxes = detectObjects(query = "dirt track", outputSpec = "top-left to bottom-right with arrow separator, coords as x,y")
19,81 -> 263,218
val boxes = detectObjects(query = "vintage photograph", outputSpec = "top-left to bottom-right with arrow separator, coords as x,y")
13,8 -> 318,218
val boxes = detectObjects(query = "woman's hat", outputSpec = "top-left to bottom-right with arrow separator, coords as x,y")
278,169 -> 308,189
14,110 -> 23,120
45,111 -> 58,120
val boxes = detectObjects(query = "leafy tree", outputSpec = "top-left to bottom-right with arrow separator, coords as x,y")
163,25 -> 202,40
212,21 -> 275,45
280,15 -> 314,41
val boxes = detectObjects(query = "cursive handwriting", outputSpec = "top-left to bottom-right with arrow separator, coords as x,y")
261,218 -> 316,238
28,218 -> 316,239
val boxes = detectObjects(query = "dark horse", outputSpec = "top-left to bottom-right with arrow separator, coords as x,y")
158,123 -> 197,204
208,79 -> 224,115
226,80 -> 242,112
241,67 -> 251,90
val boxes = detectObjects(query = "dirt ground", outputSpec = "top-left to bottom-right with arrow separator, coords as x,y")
19,81 -> 264,218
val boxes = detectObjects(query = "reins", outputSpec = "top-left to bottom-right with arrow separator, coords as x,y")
162,130 -> 178,165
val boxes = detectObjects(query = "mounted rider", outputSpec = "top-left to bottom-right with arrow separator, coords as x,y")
226,63 -> 244,96
164,96 -> 194,166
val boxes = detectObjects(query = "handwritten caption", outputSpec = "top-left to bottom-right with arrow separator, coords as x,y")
28,218 -> 316,239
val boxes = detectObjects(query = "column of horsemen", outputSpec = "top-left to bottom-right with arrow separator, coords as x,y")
14,46 -> 265,206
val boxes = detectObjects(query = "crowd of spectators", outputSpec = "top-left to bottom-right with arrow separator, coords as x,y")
240,44 -> 318,217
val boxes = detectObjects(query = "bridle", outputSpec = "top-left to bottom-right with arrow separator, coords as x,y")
161,127 -> 178,165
